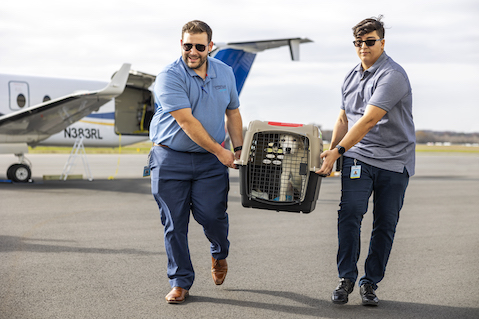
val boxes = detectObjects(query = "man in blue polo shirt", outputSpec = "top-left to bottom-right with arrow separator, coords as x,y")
149,20 -> 243,304
316,16 -> 415,306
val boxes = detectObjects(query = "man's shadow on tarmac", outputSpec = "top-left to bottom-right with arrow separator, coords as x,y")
188,289 -> 478,319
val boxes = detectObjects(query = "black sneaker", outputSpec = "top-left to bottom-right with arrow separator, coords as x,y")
331,278 -> 354,304
360,283 -> 379,306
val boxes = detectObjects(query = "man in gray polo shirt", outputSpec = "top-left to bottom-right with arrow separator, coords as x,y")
316,16 -> 415,306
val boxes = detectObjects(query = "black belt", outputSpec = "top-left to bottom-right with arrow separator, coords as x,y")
154,143 -> 207,154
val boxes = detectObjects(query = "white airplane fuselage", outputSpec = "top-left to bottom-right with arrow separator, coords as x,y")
0,73 -> 147,148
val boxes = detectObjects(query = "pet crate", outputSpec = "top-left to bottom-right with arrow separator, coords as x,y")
235,120 -> 323,213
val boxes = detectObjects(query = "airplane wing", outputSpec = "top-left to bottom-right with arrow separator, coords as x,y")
211,37 -> 313,61
0,63 -> 131,145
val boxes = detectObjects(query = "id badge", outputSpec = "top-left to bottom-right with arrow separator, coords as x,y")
143,166 -> 151,177
350,159 -> 361,179
143,150 -> 152,177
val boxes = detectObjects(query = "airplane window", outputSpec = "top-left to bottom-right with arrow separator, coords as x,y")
17,94 -> 26,108
43,96 -> 51,102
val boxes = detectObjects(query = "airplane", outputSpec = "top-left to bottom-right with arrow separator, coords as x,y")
0,37 -> 312,182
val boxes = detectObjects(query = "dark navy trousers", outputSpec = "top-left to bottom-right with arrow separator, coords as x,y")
338,156 -> 409,290
150,146 -> 230,290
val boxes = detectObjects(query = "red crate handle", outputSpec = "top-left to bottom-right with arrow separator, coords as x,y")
267,121 -> 304,127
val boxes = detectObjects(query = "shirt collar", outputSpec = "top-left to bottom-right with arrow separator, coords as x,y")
367,51 -> 388,73
354,51 -> 389,75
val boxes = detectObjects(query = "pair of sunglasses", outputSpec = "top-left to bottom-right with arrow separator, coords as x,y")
353,38 -> 383,47
182,43 -> 208,52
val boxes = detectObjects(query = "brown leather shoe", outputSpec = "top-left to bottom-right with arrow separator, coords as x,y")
211,257 -> 228,285
165,287 -> 189,304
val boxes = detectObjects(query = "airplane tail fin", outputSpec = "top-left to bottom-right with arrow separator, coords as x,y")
211,38 -> 312,94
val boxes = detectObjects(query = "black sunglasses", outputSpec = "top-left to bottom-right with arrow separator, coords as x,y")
353,38 -> 383,47
182,43 -> 207,52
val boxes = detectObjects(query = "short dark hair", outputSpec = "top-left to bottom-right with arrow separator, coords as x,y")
352,15 -> 385,39
182,20 -> 213,43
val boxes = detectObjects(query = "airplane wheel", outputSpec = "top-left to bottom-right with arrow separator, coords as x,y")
7,164 -> 32,183
6,165 -> 16,180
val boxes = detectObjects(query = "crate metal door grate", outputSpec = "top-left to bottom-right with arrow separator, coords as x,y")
247,132 -> 309,202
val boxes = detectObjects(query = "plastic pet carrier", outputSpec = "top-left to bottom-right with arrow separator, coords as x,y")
235,121 -> 323,213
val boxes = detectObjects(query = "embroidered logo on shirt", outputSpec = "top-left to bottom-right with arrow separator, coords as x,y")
214,85 -> 227,92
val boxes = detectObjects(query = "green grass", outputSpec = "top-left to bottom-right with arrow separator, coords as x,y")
29,141 -> 153,154
29,143 -> 479,154
414,144 -> 479,153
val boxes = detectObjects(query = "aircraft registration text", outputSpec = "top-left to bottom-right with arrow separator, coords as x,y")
64,127 -> 103,139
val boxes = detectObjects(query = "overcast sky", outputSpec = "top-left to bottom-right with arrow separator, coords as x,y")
1,0 -> 478,133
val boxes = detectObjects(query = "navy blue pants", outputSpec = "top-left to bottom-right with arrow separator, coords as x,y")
338,156 -> 409,290
149,146 -> 230,290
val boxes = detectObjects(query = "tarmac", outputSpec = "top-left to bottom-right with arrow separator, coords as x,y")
1,152 -> 478,319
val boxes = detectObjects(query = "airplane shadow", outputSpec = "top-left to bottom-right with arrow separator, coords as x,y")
0,235 -> 162,256
189,289 -> 479,319
0,178 -> 244,204
4,178 -> 152,194
1,176 -> 242,196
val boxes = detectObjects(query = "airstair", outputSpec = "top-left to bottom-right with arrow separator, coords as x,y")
60,136 -> 93,181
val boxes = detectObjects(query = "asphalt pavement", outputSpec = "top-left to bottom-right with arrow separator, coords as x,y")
1,153 -> 478,319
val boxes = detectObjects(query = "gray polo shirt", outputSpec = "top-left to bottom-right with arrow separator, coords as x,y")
341,52 -> 415,176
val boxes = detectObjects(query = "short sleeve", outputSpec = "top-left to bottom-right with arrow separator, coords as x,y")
227,70 -> 240,110
154,69 -> 191,113
368,70 -> 409,112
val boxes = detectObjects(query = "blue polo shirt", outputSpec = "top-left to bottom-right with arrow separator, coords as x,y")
149,56 -> 240,153
341,52 -> 416,176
